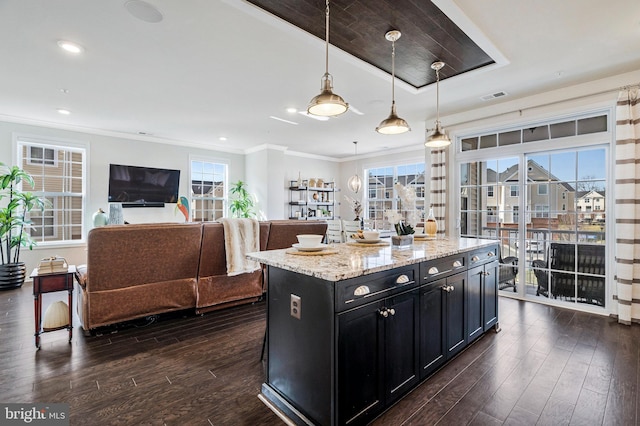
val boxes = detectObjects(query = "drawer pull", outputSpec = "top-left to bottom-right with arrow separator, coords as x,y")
471,255 -> 480,262
388,308 -> 395,316
396,274 -> 410,284
354,285 -> 370,296
487,252 -> 495,257
452,260 -> 462,268
428,267 -> 439,274
379,308 -> 389,318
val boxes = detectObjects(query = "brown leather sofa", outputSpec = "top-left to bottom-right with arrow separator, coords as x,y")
76,220 -> 327,332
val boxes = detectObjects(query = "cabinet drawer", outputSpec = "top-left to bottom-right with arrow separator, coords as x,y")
336,265 -> 418,312
468,245 -> 498,266
420,254 -> 465,283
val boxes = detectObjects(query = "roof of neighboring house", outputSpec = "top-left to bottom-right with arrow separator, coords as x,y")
487,160 -> 575,191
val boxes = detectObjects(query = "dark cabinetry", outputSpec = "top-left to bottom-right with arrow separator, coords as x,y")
419,254 -> 467,378
261,243 -> 499,426
338,288 -> 419,425
467,246 -> 500,343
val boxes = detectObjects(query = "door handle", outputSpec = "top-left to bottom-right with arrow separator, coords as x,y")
378,308 -> 389,318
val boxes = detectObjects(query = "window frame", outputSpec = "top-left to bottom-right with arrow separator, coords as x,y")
189,156 -> 228,222
14,134 -> 87,247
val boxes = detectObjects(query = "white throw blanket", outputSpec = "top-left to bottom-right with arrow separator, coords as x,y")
218,218 -> 261,276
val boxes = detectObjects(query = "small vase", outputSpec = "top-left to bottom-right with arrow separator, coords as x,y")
425,207 -> 438,238
92,208 -> 109,227
391,234 -> 414,247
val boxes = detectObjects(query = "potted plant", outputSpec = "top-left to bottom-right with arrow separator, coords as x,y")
229,180 -> 256,218
0,163 -> 47,289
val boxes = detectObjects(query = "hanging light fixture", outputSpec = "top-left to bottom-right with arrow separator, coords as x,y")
376,30 -> 410,135
347,141 -> 362,193
307,0 -> 348,117
425,61 -> 451,148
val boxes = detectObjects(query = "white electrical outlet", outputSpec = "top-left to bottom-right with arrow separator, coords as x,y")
290,294 -> 301,319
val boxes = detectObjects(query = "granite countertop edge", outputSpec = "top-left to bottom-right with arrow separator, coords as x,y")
247,237 -> 497,282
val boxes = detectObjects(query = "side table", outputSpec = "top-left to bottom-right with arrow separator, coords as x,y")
31,265 -> 76,348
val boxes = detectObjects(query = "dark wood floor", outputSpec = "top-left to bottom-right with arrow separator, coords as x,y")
1,284 -> 638,425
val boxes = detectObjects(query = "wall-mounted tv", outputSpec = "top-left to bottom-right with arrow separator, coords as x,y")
108,164 -> 180,207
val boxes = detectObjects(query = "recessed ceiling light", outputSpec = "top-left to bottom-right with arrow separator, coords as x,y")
57,40 -> 84,54
286,107 -> 297,113
57,109 -> 71,115
219,137 -> 227,141
60,88 -> 69,94
269,116 -> 298,125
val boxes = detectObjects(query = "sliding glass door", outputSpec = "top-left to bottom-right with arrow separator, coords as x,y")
459,147 -> 608,310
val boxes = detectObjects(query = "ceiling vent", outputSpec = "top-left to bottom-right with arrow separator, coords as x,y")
480,91 -> 508,101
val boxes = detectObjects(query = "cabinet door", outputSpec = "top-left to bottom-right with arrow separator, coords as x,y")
337,302 -> 385,425
467,265 -> 484,343
420,280 -> 446,379
446,272 -> 467,357
384,289 -> 420,403
483,259 -> 499,330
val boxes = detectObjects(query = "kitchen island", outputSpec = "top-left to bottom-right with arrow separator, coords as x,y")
247,237 -> 499,426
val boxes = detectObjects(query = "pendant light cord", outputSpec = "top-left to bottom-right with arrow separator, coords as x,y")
324,0 -> 330,77
391,38 -> 396,105
435,66 -> 441,125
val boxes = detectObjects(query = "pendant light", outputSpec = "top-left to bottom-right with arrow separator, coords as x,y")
376,30 -> 410,135
425,61 -> 451,147
347,141 -> 362,193
307,0 -> 348,117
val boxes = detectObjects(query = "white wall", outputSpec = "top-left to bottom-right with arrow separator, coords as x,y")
0,121 -> 245,275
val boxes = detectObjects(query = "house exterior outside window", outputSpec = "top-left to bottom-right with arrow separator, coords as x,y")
190,159 -> 227,221
17,137 -> 86,244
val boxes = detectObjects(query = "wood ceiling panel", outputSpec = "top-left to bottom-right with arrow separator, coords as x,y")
246,0 -> 494,88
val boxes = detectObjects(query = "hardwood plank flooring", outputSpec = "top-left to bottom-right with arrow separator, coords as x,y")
1,283 -> 639,425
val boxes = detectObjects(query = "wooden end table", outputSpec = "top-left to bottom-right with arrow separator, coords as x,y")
31,265 -> 76,348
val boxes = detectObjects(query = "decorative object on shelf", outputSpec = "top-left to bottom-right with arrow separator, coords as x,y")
0,163 -> 48,290
425,61 -> 451,148
230,180 -> 256,218
92,208 -> 109,227
307,0 -> 348,117
376,30 -> 410,135
312,192 -> 319,201
316,178 -> 324,188
308,178 -> 317,188
425,207 -> 438,238
347,141 -> 362,194
344,195 -> 362,221
175,196 -> 190,222
296,171 -> 302,188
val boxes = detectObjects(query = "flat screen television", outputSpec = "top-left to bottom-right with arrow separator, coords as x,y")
108,164 -> 180,206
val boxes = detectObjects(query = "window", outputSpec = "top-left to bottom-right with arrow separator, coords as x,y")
365,163 -> 425,224
487,186 -> 494,197
456,109 -> 610,310
17,138 -> 85,244
538,184 -> 548,195
28,146 -> 56,166
190,159 -> 227,221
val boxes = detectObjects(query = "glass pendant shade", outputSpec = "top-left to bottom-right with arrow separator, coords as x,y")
347,174 -> 362,193
425,61 -> 451,148
308,74 -> 348,116
307,0 -> 348,117
347,140 -> 362,193
376,30 -> 410,135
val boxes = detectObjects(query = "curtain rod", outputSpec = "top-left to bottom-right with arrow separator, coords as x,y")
446,82 -> 640,129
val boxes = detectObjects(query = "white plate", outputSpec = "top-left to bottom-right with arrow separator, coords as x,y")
355,238 -> 382,244
292,243 -> 328,252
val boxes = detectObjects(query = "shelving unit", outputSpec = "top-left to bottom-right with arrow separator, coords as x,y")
289,180 -> 335,220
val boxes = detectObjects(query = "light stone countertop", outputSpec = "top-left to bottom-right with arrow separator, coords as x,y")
246,237 -> 496,282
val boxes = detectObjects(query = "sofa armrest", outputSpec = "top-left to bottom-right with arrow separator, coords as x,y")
75,264 -> 87,290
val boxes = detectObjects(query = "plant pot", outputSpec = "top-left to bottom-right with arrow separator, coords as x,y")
391,234 -> 414,247
0,262 -> 26,290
